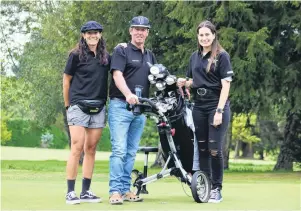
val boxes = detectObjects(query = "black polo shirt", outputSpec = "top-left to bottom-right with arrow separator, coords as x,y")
186,50 -> 233,91
64,50 -> 110,105
109,42 -> 157,99
186,50 -> 234,109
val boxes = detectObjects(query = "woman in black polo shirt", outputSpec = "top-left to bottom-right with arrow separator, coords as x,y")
63,21 -> 110,204
177,20 -> 233,203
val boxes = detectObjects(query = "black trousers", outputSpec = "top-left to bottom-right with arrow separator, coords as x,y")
192,103 -> 230,190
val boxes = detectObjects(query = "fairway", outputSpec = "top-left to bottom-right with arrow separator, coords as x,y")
1,162 -> 301,211
1,147 -> 301,210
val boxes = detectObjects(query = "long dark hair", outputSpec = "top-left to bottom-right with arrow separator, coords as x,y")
197,20 -> 224,72
71,35 -> 108,65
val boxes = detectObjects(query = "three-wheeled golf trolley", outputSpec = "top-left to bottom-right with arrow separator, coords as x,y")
128,63 -> 211,203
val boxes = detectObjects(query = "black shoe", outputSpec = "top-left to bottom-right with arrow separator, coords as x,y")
80,190 -> 102,203
66,191 -> 80,205
208,188 -> 223,203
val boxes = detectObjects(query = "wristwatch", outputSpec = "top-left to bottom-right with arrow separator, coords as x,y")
65,105 -> 70,110
216,108 -> 224,114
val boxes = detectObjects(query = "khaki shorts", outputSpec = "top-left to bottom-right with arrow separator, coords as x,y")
67,105 -> 106,128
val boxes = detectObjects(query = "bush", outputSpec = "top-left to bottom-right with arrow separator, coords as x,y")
97,126 -> 111,151
46,125 -> 68,149
1,111 -> 12,145
6,119 -> 42,147
140,118 -> 159,147
40,132 -> 54,148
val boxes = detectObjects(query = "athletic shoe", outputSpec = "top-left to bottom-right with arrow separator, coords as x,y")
80,190 -> 102,203
66,191 -> 80,205
208,188 -> 223,203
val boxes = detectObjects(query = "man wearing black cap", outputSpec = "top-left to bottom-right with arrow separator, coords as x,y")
63,20 -> 110,204
108,16 -> 157,205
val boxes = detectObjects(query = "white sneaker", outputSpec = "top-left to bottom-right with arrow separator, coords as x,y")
66,191 -> 80,205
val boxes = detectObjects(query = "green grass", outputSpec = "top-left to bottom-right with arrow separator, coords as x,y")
1,160 -> 301,210
1,170 -> 300,210
1,147 -> 301,210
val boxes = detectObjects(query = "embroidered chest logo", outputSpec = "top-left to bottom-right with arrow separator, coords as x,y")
132,60 -> 140,62
207,58 -> 218,64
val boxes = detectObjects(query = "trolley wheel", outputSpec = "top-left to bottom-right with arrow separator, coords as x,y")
130,169 -> 141,194
191,171 -> 211,203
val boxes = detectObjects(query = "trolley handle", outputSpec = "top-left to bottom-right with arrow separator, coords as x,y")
138,97 -> 158,111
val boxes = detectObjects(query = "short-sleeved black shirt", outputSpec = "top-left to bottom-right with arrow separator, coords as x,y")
109,42 -> 157,99
64,50 -> 110,105
186,50 -> 234,109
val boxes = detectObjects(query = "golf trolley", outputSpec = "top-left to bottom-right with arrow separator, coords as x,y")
127,63 -> 211,203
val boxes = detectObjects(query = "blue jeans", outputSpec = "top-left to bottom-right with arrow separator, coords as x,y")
108,99 -> 146,195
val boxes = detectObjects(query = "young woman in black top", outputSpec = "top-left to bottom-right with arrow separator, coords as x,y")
63,21 -> 110,204
177,20 -> 234,203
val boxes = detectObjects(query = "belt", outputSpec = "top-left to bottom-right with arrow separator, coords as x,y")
193,88 -> 218,96
197,88 -> 207,96
193,88 -> 219,100
110,97 -> 127,103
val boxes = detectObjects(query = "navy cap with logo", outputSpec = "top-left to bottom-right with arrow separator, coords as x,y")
81,21 -> 103,33
130,16 -> 151,29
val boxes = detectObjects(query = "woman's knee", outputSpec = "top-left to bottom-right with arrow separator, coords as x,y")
71,140 -> 84,157
208,139 -> 223,157
84,143 -> 97,155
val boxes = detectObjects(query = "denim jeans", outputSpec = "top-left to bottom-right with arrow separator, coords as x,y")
108,99 -> 146,195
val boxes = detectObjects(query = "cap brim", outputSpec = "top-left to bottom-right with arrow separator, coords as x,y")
130,25 -> 150,29
82,29 -> 102,33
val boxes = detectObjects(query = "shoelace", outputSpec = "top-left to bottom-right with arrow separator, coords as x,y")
210,189 -> 218,199
86,190 -> 96,197
67,191 -> 77,199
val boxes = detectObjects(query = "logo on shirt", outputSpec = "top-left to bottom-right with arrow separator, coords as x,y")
207,58 -> 218,64
132,60 -> 140,62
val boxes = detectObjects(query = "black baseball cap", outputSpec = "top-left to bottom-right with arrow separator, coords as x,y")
81,21 -> 103,33
130,16 -> 151,29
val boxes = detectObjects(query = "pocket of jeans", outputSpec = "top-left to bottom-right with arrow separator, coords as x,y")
110,99 -> 127,109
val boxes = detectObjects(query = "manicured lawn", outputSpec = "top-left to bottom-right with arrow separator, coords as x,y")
1,147 -> 300,210
1,160 -> 300,211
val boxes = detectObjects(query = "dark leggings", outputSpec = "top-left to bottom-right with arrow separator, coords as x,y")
192,104 -> 230,190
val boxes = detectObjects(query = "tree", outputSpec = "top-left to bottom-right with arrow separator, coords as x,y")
255,2 -> 301,170
232,113 -> 261,158
1,110 -> 12,145
164,1 -> 275,166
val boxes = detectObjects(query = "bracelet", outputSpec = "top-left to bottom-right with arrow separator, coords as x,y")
65,105 -> 70,110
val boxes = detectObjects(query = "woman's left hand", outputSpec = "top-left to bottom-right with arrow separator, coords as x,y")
213,112 -> 223,127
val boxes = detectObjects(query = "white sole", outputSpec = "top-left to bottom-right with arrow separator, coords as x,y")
66,199 -> 80,205
208,198 -> 223,203
80,198 -> 102,203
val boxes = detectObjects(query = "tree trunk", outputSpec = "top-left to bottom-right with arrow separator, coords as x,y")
234,140 -> 241,158
274,111 -> 301,171
151,142 -> 165,168
259,150 -> 264,160
242,142 -> 254,158
63,109 -> 84,165
223,116 -> 232,169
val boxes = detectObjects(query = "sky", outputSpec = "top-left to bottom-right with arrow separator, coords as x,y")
1,8 -> 31,76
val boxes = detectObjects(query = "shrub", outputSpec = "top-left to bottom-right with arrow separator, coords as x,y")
40,132 -> 54,148
47,125 -> 68,149
6,119 -> 42,147
97,126 -> 111,151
